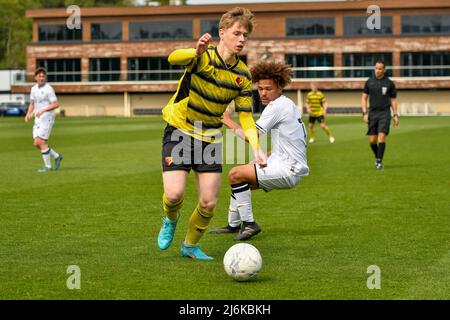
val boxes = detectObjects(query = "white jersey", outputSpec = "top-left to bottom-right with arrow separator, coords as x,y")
30,83 -> 58,123
255,95 -> 309,176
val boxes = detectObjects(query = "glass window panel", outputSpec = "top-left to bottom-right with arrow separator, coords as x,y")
343,16 -> 392,36
285,54 -> 333,78
89,58 -> 120,81
343,53 -> 392,77
402,14 -> 450,35
91,23 -> 122,41
127,57 -> 183,81
38,24 -> 82,42
129,21 -> 192,40
36,59 -> 81,82
286,17 -> 335,37
401,52 -> 450,76
200,20 -> 219,39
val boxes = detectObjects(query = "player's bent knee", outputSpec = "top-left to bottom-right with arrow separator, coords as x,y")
164,192 -> 184,204
228,168 -> 242,184
198,199 -> 217,214
34,140 -> 43,148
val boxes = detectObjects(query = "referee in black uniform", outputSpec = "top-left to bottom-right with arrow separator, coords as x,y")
362,60 -> 399,169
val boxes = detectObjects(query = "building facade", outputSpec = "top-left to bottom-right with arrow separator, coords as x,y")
12,0 -> 450,115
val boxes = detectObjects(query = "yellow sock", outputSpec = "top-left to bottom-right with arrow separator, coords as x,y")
185,205 -> 214,245
162,193 -> 183,222
309,126 -> 315,139
323,126 -> 332,137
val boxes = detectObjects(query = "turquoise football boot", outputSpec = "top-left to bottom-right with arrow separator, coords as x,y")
157,217 -> 178,250
180,242 -> 214,261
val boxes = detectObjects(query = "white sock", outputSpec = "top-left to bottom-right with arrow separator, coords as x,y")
231,183 -> 254,223
41,148 -> 51,168
49,147 -> 60,159
228,192 -> 241,228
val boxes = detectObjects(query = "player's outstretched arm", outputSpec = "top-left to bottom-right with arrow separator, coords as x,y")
222,109 -> 248,141
168,33 -> 212,66
362,93 -> 369,124
391,98 -> 399,127
24,101 -> 34,123
238,111 -> 266,167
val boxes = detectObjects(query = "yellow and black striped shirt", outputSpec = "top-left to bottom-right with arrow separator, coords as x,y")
306,90 -> 326,117
162,46 -> 253,143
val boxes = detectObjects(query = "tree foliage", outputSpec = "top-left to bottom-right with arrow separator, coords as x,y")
0,0 -> 135,68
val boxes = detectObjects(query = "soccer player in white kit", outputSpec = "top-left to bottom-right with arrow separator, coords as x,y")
24,67 -> 63,173
210,61 -> 309,240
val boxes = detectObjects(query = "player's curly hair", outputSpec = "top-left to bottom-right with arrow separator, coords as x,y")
219,7 -> 255,34
250,61 -> 292,88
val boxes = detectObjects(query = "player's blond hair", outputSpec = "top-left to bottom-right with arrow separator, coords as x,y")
251,61 -> 292,89
219,7 -> 255,34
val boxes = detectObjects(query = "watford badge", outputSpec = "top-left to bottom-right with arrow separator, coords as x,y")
236,77 -> 242,85
165,156 -> 173,166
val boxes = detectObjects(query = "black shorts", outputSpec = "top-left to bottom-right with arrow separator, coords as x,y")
309,115 -> 325,124
367,112 -> 391,136
161,125 -> 222,173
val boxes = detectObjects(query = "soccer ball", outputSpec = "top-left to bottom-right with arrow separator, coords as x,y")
223,243 -> 262,282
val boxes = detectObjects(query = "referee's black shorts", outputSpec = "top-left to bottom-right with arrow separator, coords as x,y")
161,124 -> 222,173
367,112 -> 391,136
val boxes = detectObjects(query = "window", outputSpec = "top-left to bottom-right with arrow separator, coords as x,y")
89,58 -> 121,81
129,21 -> 192,40
38,24 -> 82,42
402,14 -> 450,35
91,23 -> 122,41
343,53 -> 392,78
401,52 -> 450,77
286,54 -> 334,78
128,57 -> 183,81
286,17 -> 335,37
343,16 -> 392,36
36,59 -> 81,82
201,20 -> 219,39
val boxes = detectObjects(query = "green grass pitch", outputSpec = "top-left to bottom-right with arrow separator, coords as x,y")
0,115 -> 449,299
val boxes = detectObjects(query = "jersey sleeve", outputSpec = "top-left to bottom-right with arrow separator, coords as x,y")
255,103 -> 282,134
168,47 -> 210,74
363,80 -> 370,94
321,93 -> 326,103
30,88 -> 35,102
389,81 -> 397,98
168,48 -> 197,66
234,76 -> 253,113
48,86 -> 58,103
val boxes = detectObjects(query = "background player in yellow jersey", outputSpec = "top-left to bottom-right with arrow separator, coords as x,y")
305,82 -> 335,144
156,7 -> 266,260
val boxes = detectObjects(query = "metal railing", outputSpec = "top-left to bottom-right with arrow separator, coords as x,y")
12,65 -> 450,84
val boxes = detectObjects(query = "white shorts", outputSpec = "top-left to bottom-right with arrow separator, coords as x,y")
33,119 -> 54,140
255,155 -> 309,192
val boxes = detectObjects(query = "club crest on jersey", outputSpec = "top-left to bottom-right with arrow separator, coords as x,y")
165,156 -> 173,166
235,77 -> 242,85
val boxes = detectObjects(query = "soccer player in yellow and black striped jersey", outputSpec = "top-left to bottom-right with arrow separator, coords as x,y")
157,7 -> 267,260
305,82 -> 335,144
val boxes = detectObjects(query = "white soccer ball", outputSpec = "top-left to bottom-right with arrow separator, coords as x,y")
223,243 -> 262,282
